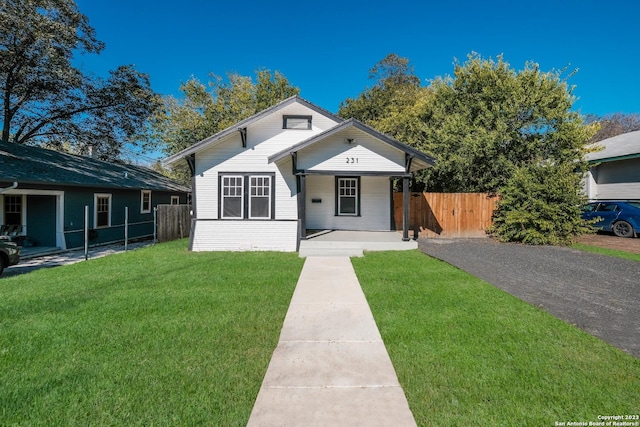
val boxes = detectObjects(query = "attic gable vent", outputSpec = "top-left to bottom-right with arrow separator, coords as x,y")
283,115 -> 312,130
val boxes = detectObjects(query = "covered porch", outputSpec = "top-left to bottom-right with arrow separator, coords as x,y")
298,230 -> 417,257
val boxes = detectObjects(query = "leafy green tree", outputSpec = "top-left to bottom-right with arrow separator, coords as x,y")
420,53 -> 596,244
1,0 -> 158,160
149,69 -> 299,158
489,163 -> 593,244
420,53 -> 595,193
338,53 -> 429,147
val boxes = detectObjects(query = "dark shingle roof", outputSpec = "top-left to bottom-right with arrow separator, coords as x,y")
0,141 -> 189,192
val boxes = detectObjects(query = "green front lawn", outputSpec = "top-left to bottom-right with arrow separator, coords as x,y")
3,242 -> 639,426
352,251 -> 640,426
572,243 -> 640,262
0,239 -> 303,426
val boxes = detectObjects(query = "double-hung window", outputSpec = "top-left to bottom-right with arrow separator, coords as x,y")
221,176 -> 244,218
141,190 -> 151,213
94,194 -> 112,228
220,173 -> 274,219
336,177 -> 359,216
249,176 -> 271,219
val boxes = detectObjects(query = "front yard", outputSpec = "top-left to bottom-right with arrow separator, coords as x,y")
352,251 -> 640,426
1,240 -> 638,426
0,239 -> 304,426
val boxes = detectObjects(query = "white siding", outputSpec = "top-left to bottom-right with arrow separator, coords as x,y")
305,175 -> 391,231
191,220 -> 298,251
193,102 -> 339,221
297,128 -> 405,174
588,158 -> 640,200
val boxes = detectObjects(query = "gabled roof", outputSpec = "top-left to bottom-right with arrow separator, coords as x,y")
0,140 -> 189,192
268,118 -> 436,170
587,130 -> 640,163
163,95 -> 344,166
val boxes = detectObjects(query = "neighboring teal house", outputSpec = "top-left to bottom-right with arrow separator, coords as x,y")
0,141 -> 189,250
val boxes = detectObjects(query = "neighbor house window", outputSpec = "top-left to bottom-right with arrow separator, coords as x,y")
94,194 -> 112,228
141,190 -> 151,213
336,177 -> 359,216
219,173 -> 275,219
171,196 -> 180,205
3,195 -> 22,225
221,175 -> 244,218
283,115 -> 312,130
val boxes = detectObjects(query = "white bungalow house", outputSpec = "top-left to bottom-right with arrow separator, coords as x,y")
163,96 -> 435,252
585,130 -> 640,201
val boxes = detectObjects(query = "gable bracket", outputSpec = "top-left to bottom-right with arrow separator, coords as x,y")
185,154 -> 196,177
291,152 -> 301,175
405,153 -> 414,174
238,127 -> 247,148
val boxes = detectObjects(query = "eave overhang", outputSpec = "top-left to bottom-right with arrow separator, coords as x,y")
268,118 -> 435,170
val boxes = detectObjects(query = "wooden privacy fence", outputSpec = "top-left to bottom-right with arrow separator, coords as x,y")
156,204 -> 191,243
393,192 -> 498,238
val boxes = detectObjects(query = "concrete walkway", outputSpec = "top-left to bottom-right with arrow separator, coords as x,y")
247,256 -> 416,426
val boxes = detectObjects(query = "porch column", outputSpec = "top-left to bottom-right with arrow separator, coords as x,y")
402,175 -> 410,241
296,174 -> 307,249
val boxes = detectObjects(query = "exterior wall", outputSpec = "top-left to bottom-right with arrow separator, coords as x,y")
191,219 -> 298,251
297,128 -> 405,174
588,158 -> 640,200
305,175 -> 391,231
26,195 -> 57,246
63,187 -> 187,249
194,102 -> 340,221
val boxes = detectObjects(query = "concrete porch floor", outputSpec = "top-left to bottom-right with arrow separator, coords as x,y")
299,230 -> 417,257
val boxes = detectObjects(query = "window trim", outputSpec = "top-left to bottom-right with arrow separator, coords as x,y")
248,175 -> 272,219
3,194 -> 23,225
94,193 -> 112,228
141,190 -> 152,213
283,115 -> 312,130
220,175 -> 244,219
218,173 -> 275,220
335,176 -> 360,216
171,196 -> 180,205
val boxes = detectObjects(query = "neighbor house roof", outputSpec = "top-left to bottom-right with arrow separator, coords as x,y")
268,118 -> 436,171
163,95 -> 344,167
0,140 -> 189,192
587,130 -> 640,163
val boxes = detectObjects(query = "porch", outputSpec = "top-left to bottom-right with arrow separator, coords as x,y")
298,230 -> 417,257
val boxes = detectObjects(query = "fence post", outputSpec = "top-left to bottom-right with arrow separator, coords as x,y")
84,205 -> 89,260
153,207 -> 157,243
124,206 -> 129,251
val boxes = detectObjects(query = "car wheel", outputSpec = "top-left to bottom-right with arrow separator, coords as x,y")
612,220 -> 634,238
0,260 -> 4,276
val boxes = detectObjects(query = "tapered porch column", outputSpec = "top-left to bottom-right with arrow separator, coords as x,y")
296,174 -> 306,250
402,175 -> 410,241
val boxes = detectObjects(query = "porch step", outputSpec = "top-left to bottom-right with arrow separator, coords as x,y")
298,247 -> 364,258
298,238 -> 417,258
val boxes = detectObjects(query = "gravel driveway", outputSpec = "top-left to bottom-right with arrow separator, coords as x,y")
418,238 -> 640,358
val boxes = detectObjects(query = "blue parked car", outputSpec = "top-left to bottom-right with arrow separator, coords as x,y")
581,201 -> 640,238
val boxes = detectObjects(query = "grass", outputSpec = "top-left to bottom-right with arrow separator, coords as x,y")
0,239 -> 304,426
572,243 -> 640,262
352,250 -> 640,426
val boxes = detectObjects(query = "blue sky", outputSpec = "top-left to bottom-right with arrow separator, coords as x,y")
74,0 -> 638,124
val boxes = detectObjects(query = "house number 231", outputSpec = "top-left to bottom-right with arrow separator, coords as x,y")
346,157 -> 359,164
